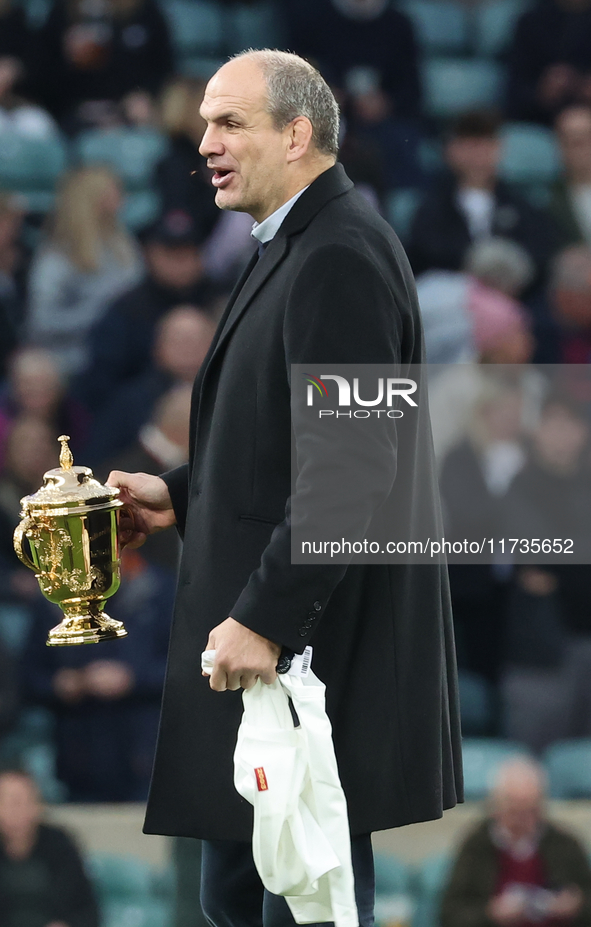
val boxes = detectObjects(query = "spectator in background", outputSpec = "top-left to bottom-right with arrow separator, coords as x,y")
0,767 -> 99,926
0,0 -> 29,68
0,348 -> 89,471
24,547 -> 175,801
501,396 -> 591,752
29,0 -> 174,132
0,416 -> 56,602
553,106 -> 591,245
156,77 -> 221,241
441,759 -> 591,927
79,209 -> 221,412
439,381 -> 527,684
285,0 -> 427,191
285,0 -> 422,120
0,0 -> 57,140
86,307 -> 214,465
0,416 -> 55,560
101,384 -> 192,574
506,0 -> 591,126
418,238 -> 535,368
0,417 -> 54,607
0,637 -> 17,745
156,76 -> 254,285
26,166 -> 143,377
0,193 -> 27,379
550,245 -> 591,361
408,111 -> 560,289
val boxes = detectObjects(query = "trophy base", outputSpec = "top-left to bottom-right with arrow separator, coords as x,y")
47,603 -> 128,646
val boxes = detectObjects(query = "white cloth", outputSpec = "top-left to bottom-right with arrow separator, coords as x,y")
201,650 -> 358,927
251,186 -> 310,245
456,188 -> 495,240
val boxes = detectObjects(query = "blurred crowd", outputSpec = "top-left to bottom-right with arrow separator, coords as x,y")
2,0 -> 591,823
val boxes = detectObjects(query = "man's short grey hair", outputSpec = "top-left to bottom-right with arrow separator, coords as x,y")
233,49 -> 340,159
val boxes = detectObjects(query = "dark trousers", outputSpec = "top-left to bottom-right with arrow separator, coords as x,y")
201,834 -> 375,927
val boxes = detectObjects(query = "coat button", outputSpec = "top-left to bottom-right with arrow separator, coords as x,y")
298,628 -> 308,637
313,601 -> 321,611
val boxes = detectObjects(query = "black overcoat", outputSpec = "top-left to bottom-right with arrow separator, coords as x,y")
143,164 -> 464,841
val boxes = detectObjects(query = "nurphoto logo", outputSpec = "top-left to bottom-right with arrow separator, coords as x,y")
302,373 -> 418,418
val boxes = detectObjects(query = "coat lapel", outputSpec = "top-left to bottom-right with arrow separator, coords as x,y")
189,164 -> 355,456
206,164 -> 353,365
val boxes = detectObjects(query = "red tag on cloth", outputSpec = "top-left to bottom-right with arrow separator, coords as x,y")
255,767 -> 268,791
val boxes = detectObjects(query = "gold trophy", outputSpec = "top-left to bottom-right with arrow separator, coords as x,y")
13,435 -> 128,646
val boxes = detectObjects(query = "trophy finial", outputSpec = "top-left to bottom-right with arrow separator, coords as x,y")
58,435 -> 73,470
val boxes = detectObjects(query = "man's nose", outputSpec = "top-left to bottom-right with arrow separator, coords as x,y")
199,126 -> 224,158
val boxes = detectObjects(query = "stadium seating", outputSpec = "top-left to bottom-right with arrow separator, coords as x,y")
399,0 -> 469,55
374,852 -> 416,927
413,854 -> 454,927
544,739 -> 591,799
162,0 -> 224,58
474,0 -> 531,57
226,1 -> 286,53
74,127 -> 167,229
461,738 -> 531,800
179,56 -> 226,79
74,127 -> 169,191
499,122 -> 562,186
22,0 -> 52,28
458,671 -> 495,736
120,190 -> 161,231
386,188 -> 423,243
89,854 -> 172,927
0,131 -> 68,213
422,58 -> 505,118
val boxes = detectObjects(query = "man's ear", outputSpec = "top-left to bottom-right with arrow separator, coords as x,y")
286,116 -> 314,162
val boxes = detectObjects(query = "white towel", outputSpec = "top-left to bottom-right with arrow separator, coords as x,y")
201,650 -> 359,927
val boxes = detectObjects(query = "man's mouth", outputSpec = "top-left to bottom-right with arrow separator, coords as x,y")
211,169 -> 235,188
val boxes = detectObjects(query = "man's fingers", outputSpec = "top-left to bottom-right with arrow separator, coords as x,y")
259,666 -> 278,685
121,531 -> 147,550
209,665 -> 227,691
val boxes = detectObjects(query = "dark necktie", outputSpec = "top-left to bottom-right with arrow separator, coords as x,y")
257,239 -> 269,258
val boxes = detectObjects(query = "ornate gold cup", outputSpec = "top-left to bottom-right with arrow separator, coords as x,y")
13,435 -> 128,646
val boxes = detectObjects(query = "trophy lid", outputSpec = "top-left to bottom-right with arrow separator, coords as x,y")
20,436 -> 121,513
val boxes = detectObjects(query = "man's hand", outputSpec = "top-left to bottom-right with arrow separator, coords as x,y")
106,471 -> 176,548
204,617 -> 281,692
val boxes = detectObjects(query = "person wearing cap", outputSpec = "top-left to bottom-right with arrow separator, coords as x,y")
108,50 -> 463,927
78,207 -> 221,412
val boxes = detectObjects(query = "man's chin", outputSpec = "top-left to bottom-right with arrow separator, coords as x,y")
214,190 -> 249,214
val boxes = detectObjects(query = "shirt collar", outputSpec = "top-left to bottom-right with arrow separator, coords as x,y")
251,186 -> 310,245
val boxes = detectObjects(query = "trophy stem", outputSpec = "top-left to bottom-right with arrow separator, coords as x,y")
47,599 -> 128,647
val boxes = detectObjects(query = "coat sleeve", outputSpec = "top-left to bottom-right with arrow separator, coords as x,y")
229,242 -> 406,652
161,464 -> 189,537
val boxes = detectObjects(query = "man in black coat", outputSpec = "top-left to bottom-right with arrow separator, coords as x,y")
109,50 -> 463,927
